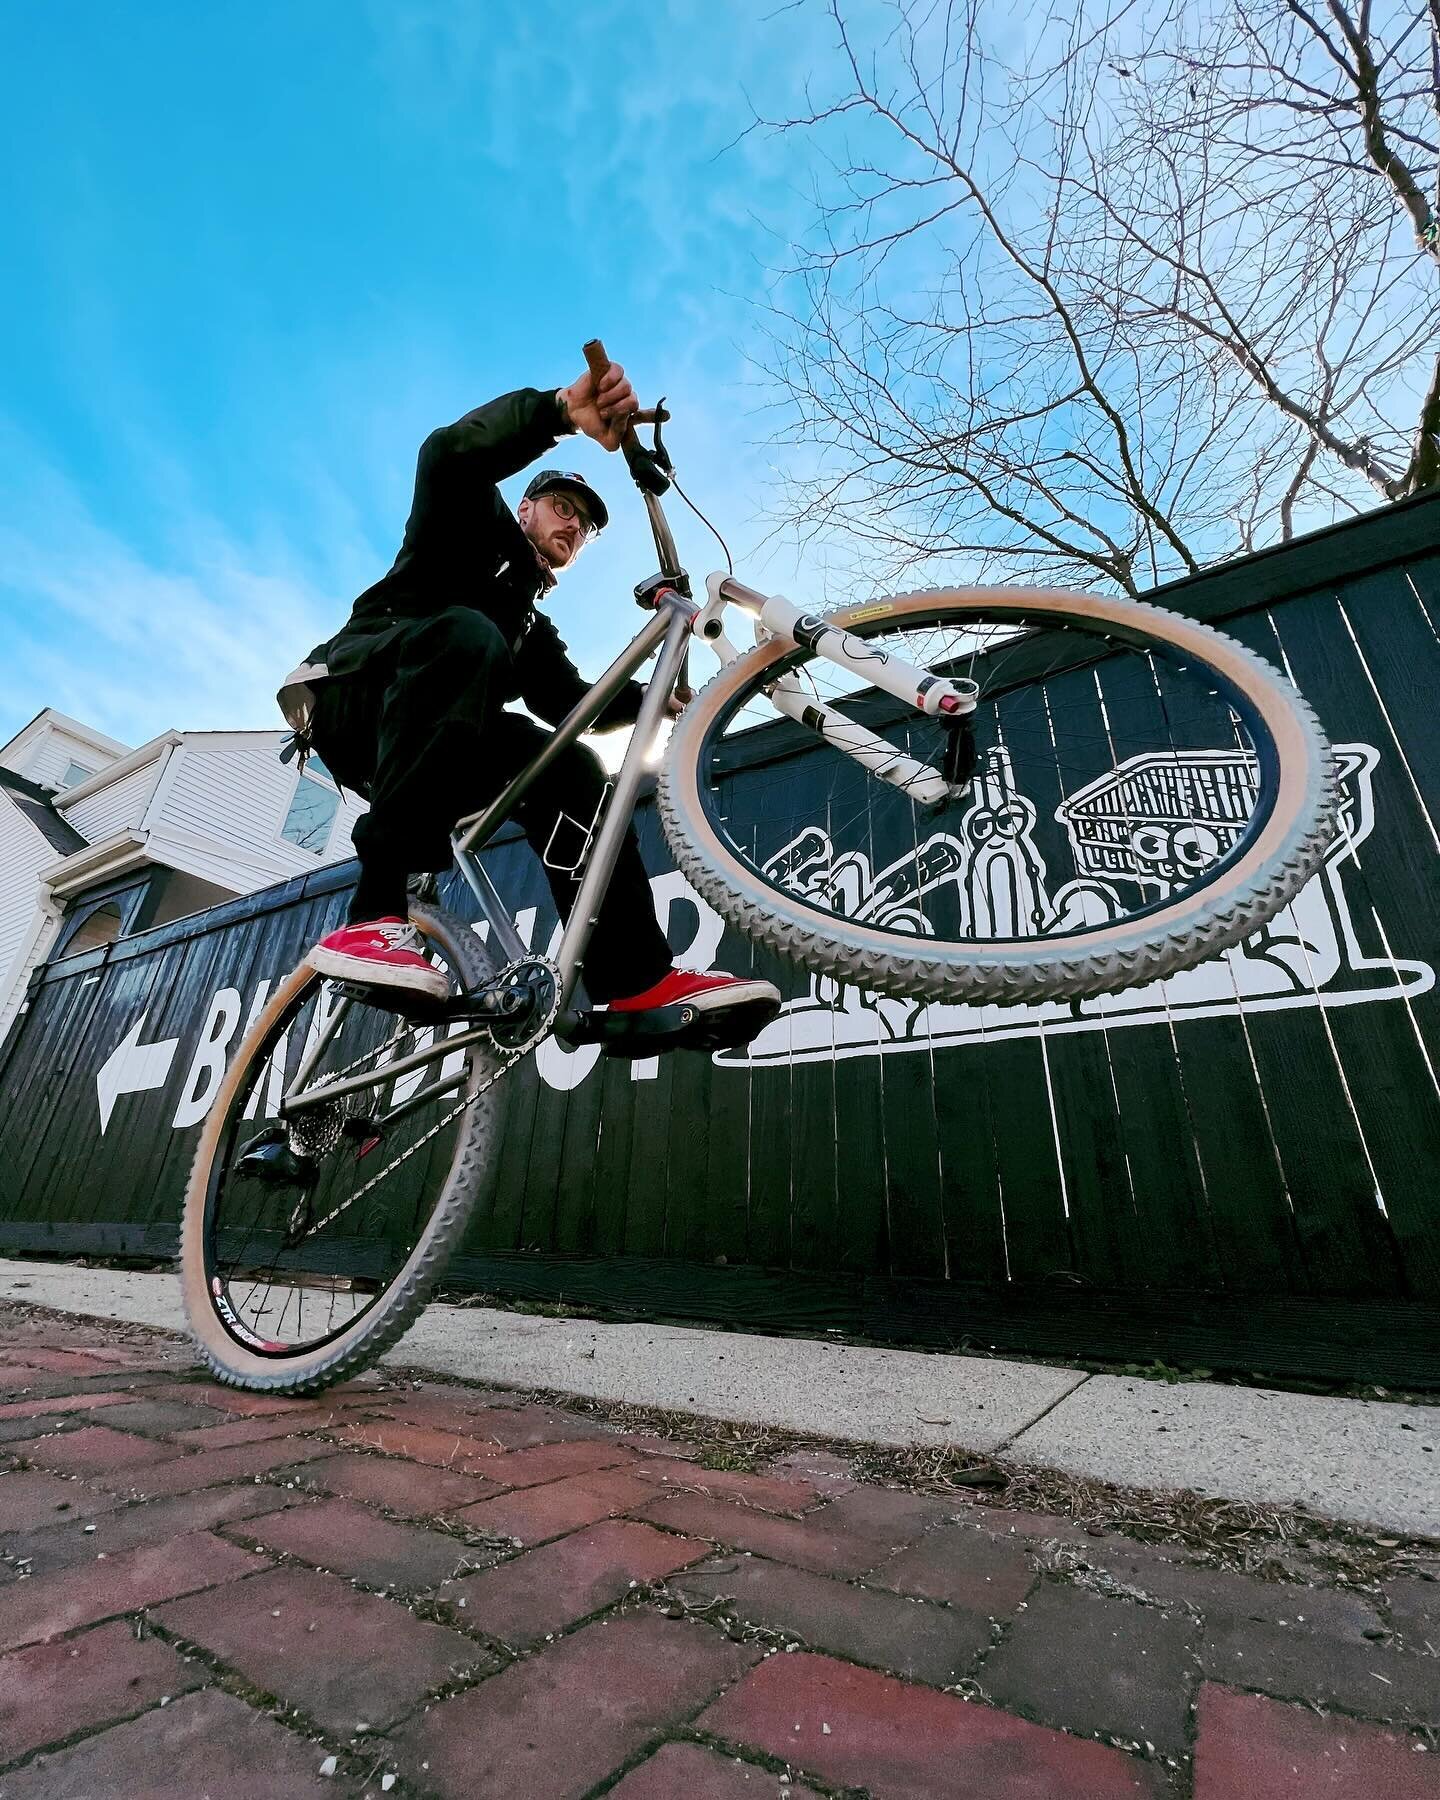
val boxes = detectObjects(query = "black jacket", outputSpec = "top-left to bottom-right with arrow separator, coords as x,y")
279,387 -> 643,735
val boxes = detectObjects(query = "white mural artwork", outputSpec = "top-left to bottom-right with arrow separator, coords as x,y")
718,742 -> 1435,1068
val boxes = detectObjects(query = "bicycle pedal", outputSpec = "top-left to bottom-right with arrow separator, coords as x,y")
667,996 -> 783,1054
333,981 -> 450,1025
571,997 -> 782,1058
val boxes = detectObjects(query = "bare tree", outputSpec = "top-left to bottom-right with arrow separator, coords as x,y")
752,0 -> 1440,594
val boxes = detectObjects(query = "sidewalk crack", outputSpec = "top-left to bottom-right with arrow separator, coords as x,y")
993,1371 -> 1092,1455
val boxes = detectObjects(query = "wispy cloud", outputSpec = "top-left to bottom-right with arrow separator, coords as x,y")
0,0 -> 870,758
0,419 -> 368,748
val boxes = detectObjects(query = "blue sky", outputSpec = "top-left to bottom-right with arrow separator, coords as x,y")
0,0 -> 842,752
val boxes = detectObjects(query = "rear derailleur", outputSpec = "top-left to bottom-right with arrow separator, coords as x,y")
234,1106 -> 386,1244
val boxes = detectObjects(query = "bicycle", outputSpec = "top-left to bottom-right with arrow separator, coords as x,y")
179,339 -> 1338,1392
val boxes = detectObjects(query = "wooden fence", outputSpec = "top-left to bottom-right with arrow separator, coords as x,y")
2,491 -> 1437,1386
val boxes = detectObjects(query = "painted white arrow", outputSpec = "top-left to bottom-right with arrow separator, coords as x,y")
97,1012 -> 180,1134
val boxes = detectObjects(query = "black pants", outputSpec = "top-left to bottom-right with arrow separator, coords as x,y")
310,607 -> 672,1005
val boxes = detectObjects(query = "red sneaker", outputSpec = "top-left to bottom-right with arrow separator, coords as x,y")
609,967 -> 780,1017
308,917 -> 449,1003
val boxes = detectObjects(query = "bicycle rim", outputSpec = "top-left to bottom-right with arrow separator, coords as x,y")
659,586 -> 1337,1003
179,903 -> 505,1389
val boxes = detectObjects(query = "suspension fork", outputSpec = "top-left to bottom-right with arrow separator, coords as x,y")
695,575 -> 978,804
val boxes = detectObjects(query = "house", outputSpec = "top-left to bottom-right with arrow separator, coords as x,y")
0,708 -> 363,1041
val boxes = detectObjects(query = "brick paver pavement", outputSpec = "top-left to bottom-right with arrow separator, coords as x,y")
2,1304 -> 1438,1797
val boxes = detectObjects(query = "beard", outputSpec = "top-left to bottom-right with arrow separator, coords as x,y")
521,517 -> 576,572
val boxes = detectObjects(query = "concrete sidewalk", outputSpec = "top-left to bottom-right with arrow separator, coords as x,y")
0,1259 -> 1436,1539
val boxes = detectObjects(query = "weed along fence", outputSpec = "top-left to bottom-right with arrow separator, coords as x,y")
2,492 -> 1438,1389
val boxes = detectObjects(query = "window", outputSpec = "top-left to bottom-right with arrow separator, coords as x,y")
59,902 -> 123,956
281,772 -> 340,853
61,760 -> 96,788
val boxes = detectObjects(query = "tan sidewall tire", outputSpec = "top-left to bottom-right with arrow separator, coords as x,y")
659,585 -> 1338,1003
178,902 -> 504,1392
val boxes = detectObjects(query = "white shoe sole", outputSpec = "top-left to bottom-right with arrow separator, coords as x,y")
308,944 -> 450,1003
644,977 -> 781,1016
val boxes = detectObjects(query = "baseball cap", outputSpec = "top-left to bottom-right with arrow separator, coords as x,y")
522,468 -> 609,533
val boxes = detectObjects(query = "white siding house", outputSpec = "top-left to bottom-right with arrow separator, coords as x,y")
0,772 -> 87,1044
0,709 -> 364,1043
2,712 -> 130,795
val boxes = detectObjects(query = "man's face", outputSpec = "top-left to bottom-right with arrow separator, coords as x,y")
518,490 -> 595,572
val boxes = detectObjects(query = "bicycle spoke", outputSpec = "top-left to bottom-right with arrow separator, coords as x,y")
700,603 -> 1276,954
198,933 -> 498,1361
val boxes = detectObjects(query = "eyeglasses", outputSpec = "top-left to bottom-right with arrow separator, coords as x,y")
546,492 -> 597,536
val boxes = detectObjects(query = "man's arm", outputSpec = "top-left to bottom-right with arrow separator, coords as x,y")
515,613 -> 646,733
422,357 -> 640,487
422,388 -> 576,486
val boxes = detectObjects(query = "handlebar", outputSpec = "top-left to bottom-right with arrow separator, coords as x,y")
582,338 -> 672,499
582,342 -> 688,687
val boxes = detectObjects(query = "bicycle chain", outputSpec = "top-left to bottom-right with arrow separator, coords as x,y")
282,967 -> 535,1242
295,957 -> 553,1107
301,1044 -> 522,1240
295,1012 -> 412,1098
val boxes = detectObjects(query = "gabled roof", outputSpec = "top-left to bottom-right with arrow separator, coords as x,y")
0,708 -> 131,772
54,733 -> 179,807
0,766 -> 88,857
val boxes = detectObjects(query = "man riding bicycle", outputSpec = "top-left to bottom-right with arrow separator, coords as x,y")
277,355 -> 778,1045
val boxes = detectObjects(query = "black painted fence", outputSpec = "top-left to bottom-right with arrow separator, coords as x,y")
2,492 -> 1438,1387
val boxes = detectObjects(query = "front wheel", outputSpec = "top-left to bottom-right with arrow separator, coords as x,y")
178,901 -> 507,1393
659,585 -> 1337,1003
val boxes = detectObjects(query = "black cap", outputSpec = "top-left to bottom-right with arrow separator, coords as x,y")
522,468 -> 609,533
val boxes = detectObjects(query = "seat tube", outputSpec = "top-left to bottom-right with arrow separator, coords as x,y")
553,599 -> 693,1008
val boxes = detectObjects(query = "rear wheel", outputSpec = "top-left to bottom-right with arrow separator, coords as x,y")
659,585 -> 1337,1002
178,901 -> 507,1393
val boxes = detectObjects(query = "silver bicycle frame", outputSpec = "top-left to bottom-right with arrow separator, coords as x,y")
452,589 -> 695,1010
282,585 -> 694,1119
282,478 -> 970,1120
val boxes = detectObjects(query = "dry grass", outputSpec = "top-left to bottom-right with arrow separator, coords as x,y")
521,1386 -> 804,1473
485,1380 -> 1440,1590
852,1442 -> 1440,1588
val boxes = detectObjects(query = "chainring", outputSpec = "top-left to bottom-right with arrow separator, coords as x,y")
484,956 -> 562,1054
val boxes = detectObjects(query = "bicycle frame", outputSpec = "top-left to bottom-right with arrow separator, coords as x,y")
451,588 -> 694,1014
282,464 -> 976,1120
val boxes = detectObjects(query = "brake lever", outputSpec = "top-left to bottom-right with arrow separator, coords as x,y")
621,434 -> 672,497
621,403 -> 673,495
651,398 -> 674,474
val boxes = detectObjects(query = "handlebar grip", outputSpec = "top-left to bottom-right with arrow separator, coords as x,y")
580,340 -> 671,497
581,337 -> 642,456
583,346 -> 663,422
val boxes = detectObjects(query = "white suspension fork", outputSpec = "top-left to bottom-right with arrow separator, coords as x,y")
694,574 -> 976,803
764,676 -> 954,805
